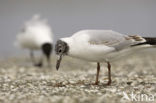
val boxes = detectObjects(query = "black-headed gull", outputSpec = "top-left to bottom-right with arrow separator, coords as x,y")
15,15 -> 53,67
55,30 -> 156,85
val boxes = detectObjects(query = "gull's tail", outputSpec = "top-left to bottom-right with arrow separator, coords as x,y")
143,37 -> 156,45
132,37 -> 156,46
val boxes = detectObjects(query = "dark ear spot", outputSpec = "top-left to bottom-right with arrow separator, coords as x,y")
59,49 -> 62,52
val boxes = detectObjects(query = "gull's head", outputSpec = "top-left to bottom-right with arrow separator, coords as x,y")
55,40 -> 69,70
41,43 -> 53,66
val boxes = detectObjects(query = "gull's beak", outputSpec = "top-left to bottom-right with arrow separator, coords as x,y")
56,54 -> 62,70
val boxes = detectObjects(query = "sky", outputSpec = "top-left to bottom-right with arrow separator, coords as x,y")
0,0 -> 156,57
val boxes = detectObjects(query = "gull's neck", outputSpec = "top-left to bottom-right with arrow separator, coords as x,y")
60,37 -> 88,59
60,37 -> 73,55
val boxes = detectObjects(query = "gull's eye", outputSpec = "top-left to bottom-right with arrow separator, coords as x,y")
59,49 -> 62,53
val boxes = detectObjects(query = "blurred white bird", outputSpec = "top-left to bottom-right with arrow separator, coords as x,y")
15,14 -> 53,67
55,30 -> 156,85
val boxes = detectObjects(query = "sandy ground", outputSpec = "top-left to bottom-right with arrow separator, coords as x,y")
0,51 -> 156,103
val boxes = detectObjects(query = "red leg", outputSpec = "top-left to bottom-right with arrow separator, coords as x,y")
95,62 -> 100,85
107,62 -> 112,85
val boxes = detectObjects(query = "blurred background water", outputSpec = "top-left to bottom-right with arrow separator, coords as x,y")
0,0 -> 156,57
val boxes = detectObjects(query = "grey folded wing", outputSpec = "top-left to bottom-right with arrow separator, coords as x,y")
88,30 -> 146,51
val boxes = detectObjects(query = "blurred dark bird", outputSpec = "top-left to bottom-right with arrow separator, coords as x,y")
15,14 -> 53,67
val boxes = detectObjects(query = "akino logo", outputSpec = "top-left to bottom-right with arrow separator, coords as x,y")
122,92 -> 155,102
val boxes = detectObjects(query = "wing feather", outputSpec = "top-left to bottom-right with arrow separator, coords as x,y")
87,30 -> 146,51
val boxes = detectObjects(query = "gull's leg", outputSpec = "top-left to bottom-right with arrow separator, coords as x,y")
34,54 -> 43,67
107,62 -> 112,85
30,50 -> 35,65
46,55 -> 51,68
35,58 -> 43,67
95,62 -> 100,85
